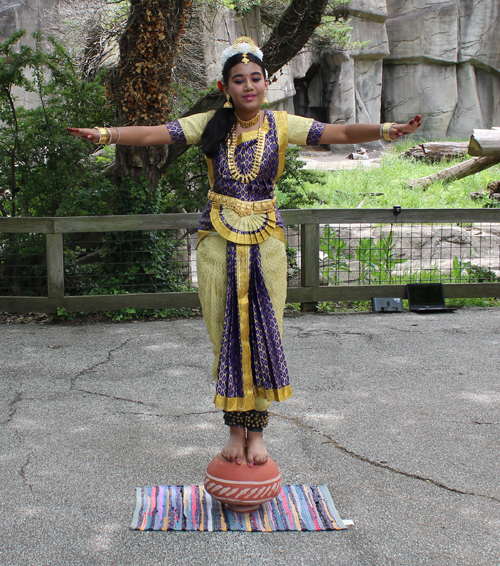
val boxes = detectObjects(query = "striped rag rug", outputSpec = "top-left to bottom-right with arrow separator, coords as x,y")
130,485 -> 349,532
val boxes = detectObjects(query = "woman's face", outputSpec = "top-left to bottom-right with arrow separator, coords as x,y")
224,61 -> 268,116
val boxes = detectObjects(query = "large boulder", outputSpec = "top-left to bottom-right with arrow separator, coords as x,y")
382,63 -> 458,138
384,1 -> 458,64
383,0 -> 500,138
458,0 -> 500,73
289,0 -> 500,139
0,0 -> 59,109
2,1 -> 499,139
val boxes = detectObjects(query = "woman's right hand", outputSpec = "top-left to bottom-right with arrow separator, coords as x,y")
67,127 -> 99,143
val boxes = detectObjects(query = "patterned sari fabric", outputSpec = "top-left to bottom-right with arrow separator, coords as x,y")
167,111 -> 325,412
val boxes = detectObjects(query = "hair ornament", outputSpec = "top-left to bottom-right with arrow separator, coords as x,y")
220,36 -> 263,68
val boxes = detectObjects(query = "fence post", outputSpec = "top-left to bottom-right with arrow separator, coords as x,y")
46,233 -> 64,313
300,223 -> 320,312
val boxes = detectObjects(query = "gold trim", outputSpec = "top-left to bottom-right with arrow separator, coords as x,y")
196,227 -> 284,248
237,115 -> 270,144
210,205 -> 277,245
236,243 -> 254,403
208,190 -> 276,216
206,156 -> 215,187
177,110 -> 215,145
214,385 -> 293,411
274,111 -> 289,182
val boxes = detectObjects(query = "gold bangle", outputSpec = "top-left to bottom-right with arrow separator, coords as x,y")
381,122 -> 397,142
93,127 -> 109,145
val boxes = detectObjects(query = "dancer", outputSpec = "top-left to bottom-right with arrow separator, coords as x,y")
68,36 -> 421,468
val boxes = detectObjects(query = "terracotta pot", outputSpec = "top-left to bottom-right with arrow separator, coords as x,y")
204,453 -> 282,513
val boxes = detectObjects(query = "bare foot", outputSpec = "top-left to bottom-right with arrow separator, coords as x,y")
221,426 -> 245,464
246,430 -> 269,467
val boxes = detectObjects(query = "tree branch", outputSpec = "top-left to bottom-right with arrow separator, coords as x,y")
262,0 -> 329,76
166,0 -> 329,166
407,156 -> 500,190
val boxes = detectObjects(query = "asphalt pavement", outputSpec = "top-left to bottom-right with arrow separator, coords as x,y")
1,308 -> 499,566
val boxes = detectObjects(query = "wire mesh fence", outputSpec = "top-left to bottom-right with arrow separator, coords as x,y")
63,229 -> 198,296
1,211 -> 500,309
318,222 -> 500,287
0,233 -> 47,296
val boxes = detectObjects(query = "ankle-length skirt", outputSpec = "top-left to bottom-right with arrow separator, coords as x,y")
197,232 -> 292,412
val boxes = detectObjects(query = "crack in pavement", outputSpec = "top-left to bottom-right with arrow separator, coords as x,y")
19,453 -> 34,493
273,413 -> 500,504
289,326 -> 374,340
176,410 -> 220,417
70,338 -> 134,390
78,390 -> 156,407
113,410 -> 165,418
2,392 -> 23,426
70,338 -> 157,408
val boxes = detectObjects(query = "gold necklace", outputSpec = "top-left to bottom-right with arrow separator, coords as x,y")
235,112 -> 260,128
227,115 -> 266,184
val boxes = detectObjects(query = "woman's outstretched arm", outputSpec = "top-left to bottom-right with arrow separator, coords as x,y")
319,115 -> 422,145
67,124 -> 174,146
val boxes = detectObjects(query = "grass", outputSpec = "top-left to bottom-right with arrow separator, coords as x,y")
295,139 -> 500,311
304,138 -> 500,210
7,139 -> 498,323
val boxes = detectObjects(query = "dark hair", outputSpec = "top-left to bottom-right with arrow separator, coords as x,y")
201,53 -> 267,158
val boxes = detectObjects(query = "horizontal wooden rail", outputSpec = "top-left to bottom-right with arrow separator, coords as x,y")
2,208 -> 500,233
1,208 -> 500,314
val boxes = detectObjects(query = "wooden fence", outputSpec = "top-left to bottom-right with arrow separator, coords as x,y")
1,208 -> 500,314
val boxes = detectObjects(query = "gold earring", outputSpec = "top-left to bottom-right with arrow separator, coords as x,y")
223,94 -> 233,109
262,92 -> 269,105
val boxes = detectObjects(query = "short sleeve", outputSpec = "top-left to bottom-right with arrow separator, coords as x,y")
287,114 -> 326,146
166,111 -> 216,145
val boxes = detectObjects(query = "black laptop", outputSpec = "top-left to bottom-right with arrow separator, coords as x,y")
406,283 -> 457,313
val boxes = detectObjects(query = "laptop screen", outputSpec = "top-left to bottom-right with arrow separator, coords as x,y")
407,283 -> 446,308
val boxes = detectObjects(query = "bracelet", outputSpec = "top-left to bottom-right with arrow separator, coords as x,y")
380,122 -> 397,142
93,127 -> 110,145
105,127 -> 112,144
114,127 -> 121,144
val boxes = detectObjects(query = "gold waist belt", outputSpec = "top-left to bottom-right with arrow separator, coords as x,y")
208,189 -> 276,217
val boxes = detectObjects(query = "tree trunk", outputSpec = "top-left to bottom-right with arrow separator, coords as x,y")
468,128 -> 500,157
407,156 -> 500,189
401,142 -> 469,163
106,0 -> 191,194
261,0 -> 329,76
165,0 -> 330,168
106,0 -> 330,191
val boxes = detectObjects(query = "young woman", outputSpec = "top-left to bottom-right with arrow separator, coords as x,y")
69,36 -> 421,468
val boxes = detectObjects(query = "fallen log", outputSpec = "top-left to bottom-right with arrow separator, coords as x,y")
402,142 -> 469,162
408,155 -> 500,189
468,129 -> 500,157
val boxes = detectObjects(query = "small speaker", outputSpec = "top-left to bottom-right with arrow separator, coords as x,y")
371,297 -> 403,312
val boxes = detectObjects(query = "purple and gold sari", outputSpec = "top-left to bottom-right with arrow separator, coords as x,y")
167,111 -> 325,412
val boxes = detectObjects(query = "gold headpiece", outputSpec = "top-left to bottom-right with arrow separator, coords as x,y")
220,36 -> 264,68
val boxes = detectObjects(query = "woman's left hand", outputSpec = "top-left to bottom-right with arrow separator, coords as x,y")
389,115 -> 422,139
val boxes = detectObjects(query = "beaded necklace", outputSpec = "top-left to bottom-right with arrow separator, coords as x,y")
227,113 -> 266,184
235,112 -> 260,128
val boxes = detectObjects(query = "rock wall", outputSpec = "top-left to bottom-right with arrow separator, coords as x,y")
382,0 -> 500,138
2,0 -> 499,139
0,0 -> 60,108
291,0 -> 500,139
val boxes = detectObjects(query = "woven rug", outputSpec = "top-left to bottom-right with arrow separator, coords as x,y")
130,485 -> 349,532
